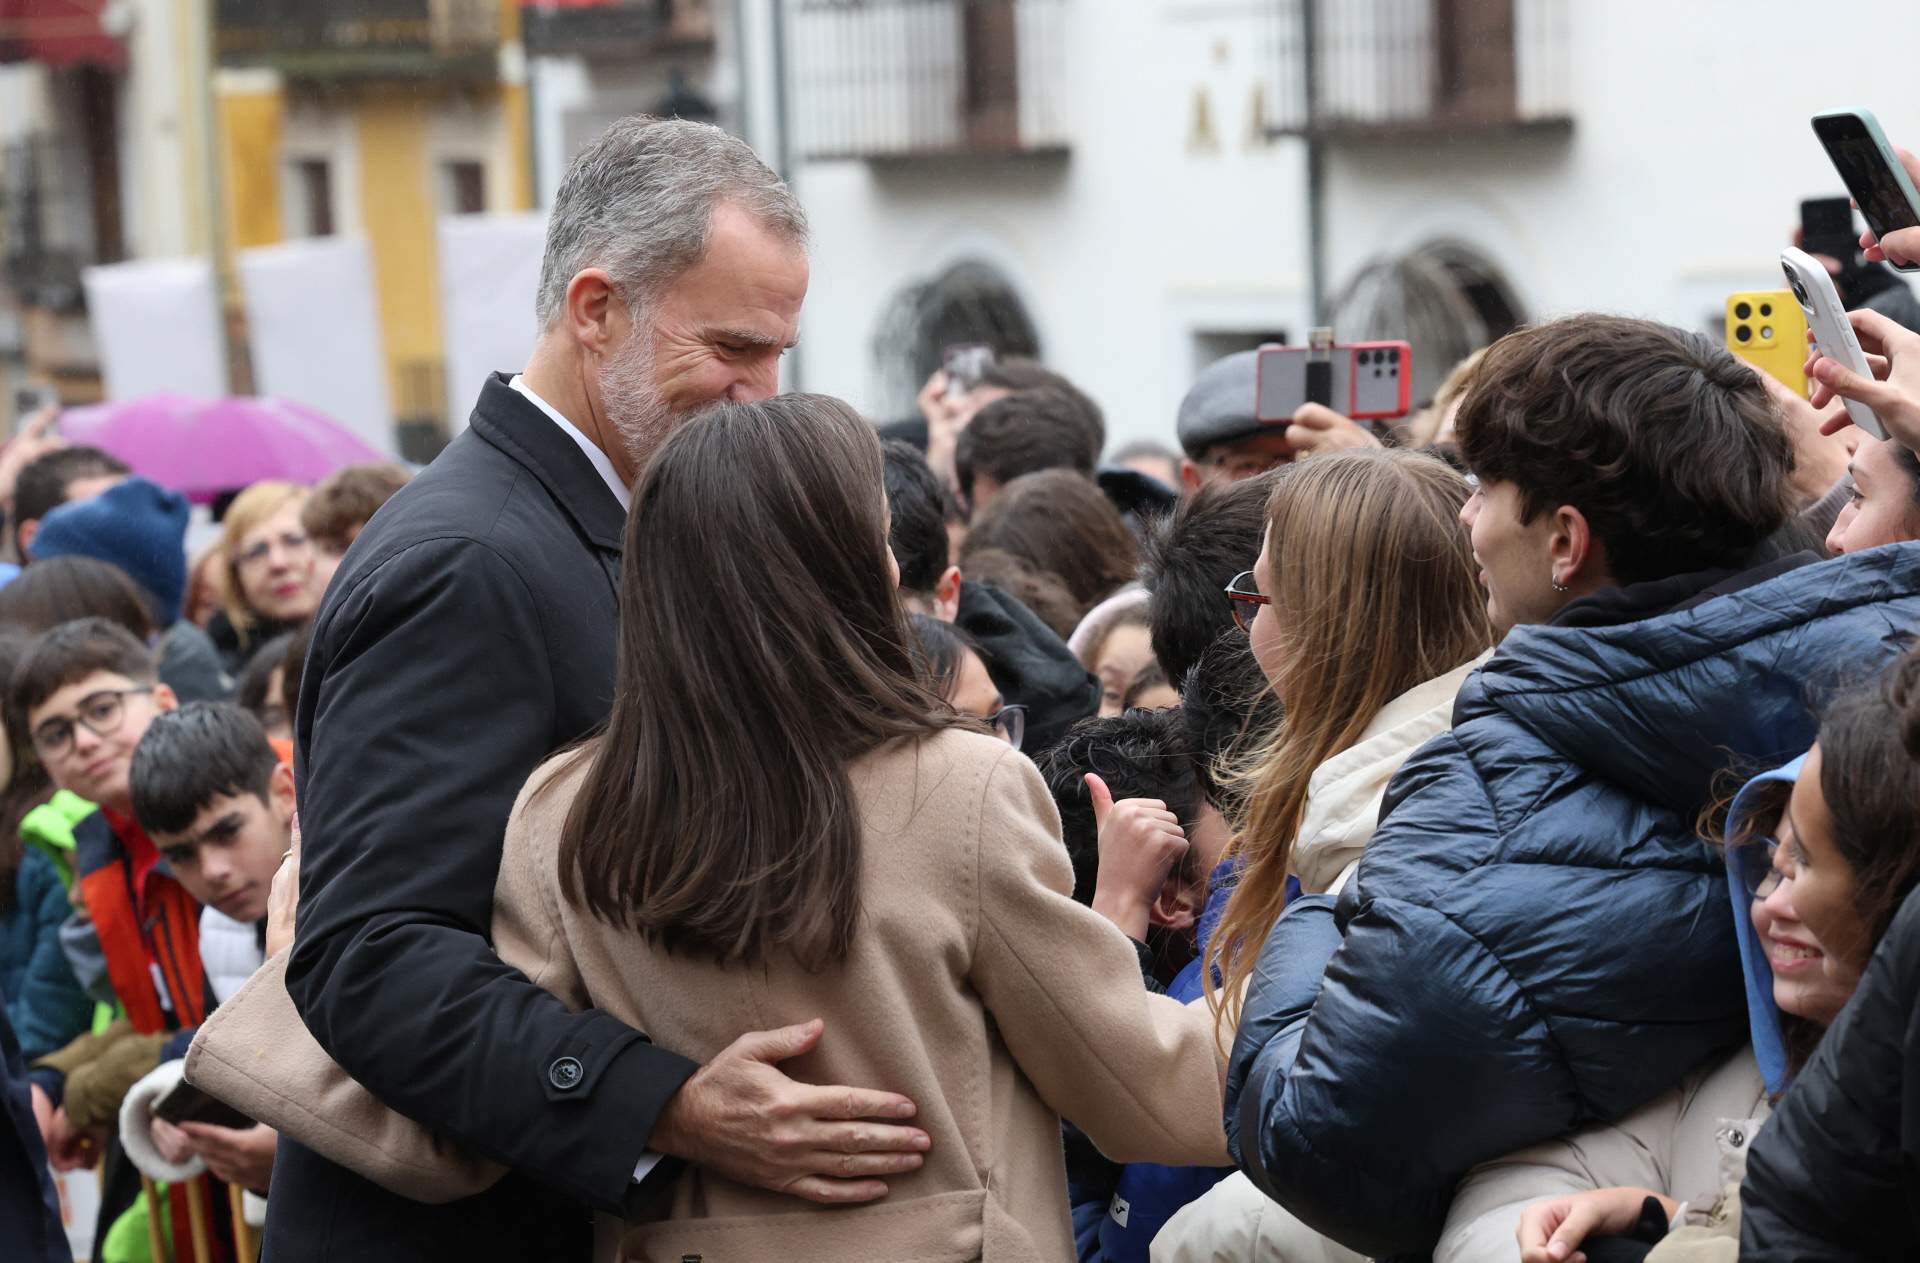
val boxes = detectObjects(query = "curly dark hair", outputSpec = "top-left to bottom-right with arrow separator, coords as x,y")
1455,315 -> 1795,585
1037,706 -> 1201,907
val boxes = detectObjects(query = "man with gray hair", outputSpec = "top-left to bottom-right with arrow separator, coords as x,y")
266,117 -> 928,1260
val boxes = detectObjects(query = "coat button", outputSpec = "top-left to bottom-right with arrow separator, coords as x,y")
549,1056 -> 584,1091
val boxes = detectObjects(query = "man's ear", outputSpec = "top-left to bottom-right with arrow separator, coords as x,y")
16,519 -> 39,560
1550,504 -> 1602,592
934,565 -> 963,622
1179,459 -> 1206,497
269,761 -> 297,825
1149,872 -> 1201,933
152,684 -> 178,715
563,267 -> 624,359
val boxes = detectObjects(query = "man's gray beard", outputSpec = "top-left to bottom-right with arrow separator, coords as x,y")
597,329 -> 677,472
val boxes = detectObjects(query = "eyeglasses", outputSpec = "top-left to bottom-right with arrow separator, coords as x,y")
31,688 -> 153,759
235,530 -> 312,572
990,704 -> 1027,752
1224,570 -> 1270,633
1734,836 -> 1788,902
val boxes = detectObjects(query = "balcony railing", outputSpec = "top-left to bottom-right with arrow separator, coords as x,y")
789,0 -> 1067,161
1265,0 -> 1571,139
216,0 -> 500,78
1,134 -> 98,314
520,0 -> 714,59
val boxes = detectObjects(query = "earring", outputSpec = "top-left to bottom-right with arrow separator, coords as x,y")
1550,573 -> 1570,593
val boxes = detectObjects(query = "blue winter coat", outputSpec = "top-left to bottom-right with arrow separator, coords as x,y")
0,849 -> 90,1062
1226,544 -> 1920,1260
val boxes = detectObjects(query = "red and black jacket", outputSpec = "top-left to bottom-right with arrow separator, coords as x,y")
72,809 -> 211,1038
73,807 -> 228,1262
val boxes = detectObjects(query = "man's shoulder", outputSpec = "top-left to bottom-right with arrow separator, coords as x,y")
331,431 -> 602,603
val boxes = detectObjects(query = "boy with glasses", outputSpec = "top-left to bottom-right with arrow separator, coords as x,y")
11,618 -> 214,1261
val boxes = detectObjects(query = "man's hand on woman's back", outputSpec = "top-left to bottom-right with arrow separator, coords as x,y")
650,1017 -> 931,1205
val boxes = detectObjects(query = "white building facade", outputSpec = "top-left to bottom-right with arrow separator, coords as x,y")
715,0 -> 1920,447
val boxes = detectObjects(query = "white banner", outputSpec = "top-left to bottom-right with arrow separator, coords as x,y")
238,237 -> 395,455
438,213 -> 546,433
82,258 -> 228,401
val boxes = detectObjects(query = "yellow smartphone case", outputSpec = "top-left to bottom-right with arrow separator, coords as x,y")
1726,290 -> 1809,395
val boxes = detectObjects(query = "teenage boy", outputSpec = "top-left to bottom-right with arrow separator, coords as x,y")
120,703 -> 293,1194
12,618 -> 215,1261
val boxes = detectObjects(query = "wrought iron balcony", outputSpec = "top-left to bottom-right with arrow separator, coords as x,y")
789,0 -> 1067,162
1265,0 -> 1572,140
520,0 -> 714,59
215,0 -> 501,80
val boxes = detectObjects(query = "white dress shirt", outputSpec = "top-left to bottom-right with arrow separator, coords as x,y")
508,374 -> 632,512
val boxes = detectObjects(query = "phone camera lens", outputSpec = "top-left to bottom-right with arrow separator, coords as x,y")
1734,302 -> 1753,320
1735,324 -> 1753,343
1759,303 -> 1773,317
1357,350 -> 1373,364
1760,325 -> 1774,341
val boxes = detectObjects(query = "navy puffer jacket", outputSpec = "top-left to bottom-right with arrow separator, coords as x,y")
1226,543 -> 1920,1260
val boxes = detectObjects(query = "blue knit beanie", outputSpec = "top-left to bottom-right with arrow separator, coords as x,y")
31,476 -> 189,626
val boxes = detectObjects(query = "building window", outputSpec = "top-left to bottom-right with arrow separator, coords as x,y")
870,259 -> 1041,422
289,158 -> 336,238
1329,240 -> 1525,405
440,160 -> 487,216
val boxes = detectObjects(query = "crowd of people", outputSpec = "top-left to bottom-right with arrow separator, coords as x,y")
6,113 -> 1920,1263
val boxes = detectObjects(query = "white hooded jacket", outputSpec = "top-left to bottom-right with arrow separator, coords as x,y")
1290,652 -> 1490,896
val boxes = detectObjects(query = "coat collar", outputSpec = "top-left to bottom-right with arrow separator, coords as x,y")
464,372 -> 627,554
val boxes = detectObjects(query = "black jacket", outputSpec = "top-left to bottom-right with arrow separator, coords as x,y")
956,580 -> 1100,757
1226,545 -> 1920,1259
1741,883 -> 1920,1259
270,375 -> 698,1261
0,1006 -> 67,1263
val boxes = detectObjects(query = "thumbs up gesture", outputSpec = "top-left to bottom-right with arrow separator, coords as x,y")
1085,773 -> 1190,940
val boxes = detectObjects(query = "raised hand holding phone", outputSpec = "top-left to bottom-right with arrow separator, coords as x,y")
1813,110 -> 1920,272
1781,247 -> 1887,440
1808,307 -> 1920,453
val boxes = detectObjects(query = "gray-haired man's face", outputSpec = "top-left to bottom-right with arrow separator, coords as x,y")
600,202 -> 809,469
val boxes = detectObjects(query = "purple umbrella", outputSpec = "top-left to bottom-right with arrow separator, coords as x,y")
60,395 -> 392,503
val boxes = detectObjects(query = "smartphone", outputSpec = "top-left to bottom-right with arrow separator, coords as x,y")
152,1078 -> 254,1132
1800,196 -> 1859,269
1254,341 -> 1413,422
1781,246 -> 1887,440
942,343 -> 995,397
12,384 -> 57,432
1725,290 -> 1809,396
1812,109 -> 1920,272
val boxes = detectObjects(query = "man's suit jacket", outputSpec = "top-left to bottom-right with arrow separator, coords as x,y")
268,374 -> 697,1261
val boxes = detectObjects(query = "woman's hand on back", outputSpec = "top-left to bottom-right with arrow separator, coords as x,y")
1085,773 -> 1189,940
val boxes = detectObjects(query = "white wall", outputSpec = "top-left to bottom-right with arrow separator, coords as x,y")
772,0 -> 1920,449
514,0 -> 1920,449
1321,0 -> 1920,340
787,1 -> 1311,439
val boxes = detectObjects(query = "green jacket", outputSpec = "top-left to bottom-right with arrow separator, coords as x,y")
19,790 -> 97,890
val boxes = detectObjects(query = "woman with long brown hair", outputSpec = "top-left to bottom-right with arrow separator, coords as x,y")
487,394 -> 1225,1260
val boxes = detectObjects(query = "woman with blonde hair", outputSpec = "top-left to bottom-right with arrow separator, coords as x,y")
1210,448 -> 1494,1002
208,481 -> 319,672
1158,447 -> 1493,1260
